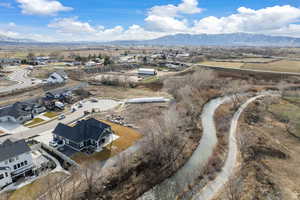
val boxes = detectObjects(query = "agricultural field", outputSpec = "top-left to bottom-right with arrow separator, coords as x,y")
242,60 -> 300,73
199,61 -> 244,69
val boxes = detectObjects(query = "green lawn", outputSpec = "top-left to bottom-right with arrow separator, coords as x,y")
43,112 -> 59,118
25,118 -> 45,127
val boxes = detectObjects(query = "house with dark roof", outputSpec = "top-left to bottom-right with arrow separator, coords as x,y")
0,139 -> 33,188
0,102 -> 33,124
0,101 -> 46,124
53,118 -> 113,152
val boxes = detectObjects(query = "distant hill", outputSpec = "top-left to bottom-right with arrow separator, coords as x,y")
0,34 -> 36,44
108,33 -> 300,47
1,33 -> 300,47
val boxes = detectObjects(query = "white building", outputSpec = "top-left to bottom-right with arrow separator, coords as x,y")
0,139 -> 33,188
47,71 -> 68,84
138,68 -> 157,76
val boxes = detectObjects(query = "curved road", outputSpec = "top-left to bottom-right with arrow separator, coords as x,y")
139,96 -> 232,200
0,69 -> 40,93
191,95 -> 266,200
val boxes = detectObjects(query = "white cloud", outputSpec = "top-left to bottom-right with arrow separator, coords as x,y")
48,17 -> 96,33
192,5 -> 300,34
0,3 -> 13,8
146,0 -> 202,32
16,0 -> 73,15
0,30 -> 20,37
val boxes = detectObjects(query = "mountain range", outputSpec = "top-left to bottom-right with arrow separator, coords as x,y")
1,33 -> 300,47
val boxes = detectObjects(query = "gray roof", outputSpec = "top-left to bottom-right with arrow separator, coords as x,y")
0,139 -> 31,162
53,118 -> 111,143
0,102 -> 32,119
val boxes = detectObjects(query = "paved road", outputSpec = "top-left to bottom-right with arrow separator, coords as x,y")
0,68 -> 41,93
0,99 -> 120,142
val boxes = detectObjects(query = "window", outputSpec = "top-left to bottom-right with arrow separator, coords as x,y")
17,164 -> 21,168
13,165 -> 17,170
0,174 -> 4,180
24,161 -> 28,165
21,162 -> 24,167
5,172 -> 8,177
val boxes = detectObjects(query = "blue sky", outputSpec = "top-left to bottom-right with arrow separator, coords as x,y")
0,0 -> 300,41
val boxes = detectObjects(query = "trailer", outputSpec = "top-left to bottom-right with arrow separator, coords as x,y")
138,68 -> 157,76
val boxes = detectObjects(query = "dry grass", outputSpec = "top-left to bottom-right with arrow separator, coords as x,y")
88,85 -> 169,99
199,61 -> 244,68
242,60 -> 300,73
72,121 -> 142,164
8,172 -> 68,200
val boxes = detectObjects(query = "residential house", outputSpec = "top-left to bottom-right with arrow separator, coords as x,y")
0,139 -> 33,188
0,102 -> 33,124
0,101 -> 46,124
47,71 -> 68,84
53,118 -> 113,152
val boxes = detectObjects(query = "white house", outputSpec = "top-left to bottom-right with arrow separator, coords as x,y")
0,139 -> 33,188
47,71 -> 68,84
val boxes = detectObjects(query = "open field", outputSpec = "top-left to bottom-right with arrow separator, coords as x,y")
71,120 -> 142,164
242,60 -> 300,73
199,61 -> 244,69
8,172 -> 68,200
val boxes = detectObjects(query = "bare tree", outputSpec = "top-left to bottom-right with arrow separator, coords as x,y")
226,174 -> 243,200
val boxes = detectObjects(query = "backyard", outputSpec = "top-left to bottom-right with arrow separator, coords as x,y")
71,120 -> 142,165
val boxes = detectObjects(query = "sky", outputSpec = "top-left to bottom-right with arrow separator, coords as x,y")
0,0 -> 300,42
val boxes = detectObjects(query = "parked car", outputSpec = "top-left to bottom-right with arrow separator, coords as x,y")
90,98 -> 98,103
58,114 -> 65,120
49,140 -> 58,148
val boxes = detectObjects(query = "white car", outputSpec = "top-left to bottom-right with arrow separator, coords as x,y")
58,114 -> 65,120
49,141 -> 58,148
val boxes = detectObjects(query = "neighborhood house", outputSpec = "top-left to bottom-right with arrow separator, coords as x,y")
47,71 -> 68,84
53,118 -> 113,152
0,139 -> 33,188
0,102 -> 46,124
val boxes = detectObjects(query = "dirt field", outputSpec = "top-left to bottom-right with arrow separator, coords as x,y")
199,61 -> 244,69
216,96 -> 300,200
242,60 -> 300,73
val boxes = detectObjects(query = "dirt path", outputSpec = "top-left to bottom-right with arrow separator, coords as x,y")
191,95 -> 267,200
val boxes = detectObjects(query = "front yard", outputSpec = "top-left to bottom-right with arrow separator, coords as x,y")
71,121 -> 142,164
43,112 -> 60,118
24,118 -> 45,127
